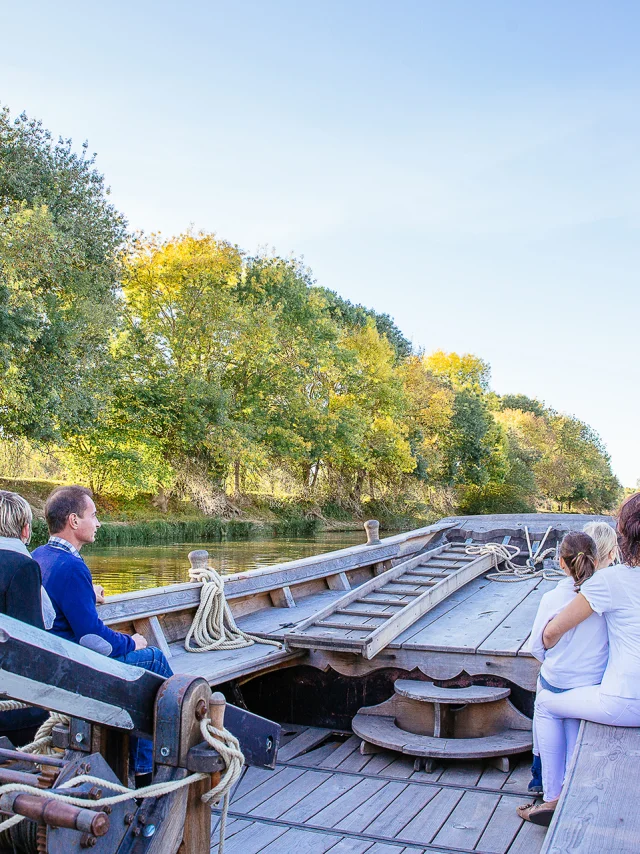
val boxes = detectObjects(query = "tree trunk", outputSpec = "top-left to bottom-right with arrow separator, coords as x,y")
310,460 -> 321,491
234,460 -> 241,495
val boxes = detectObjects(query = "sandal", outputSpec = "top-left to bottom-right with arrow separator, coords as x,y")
517,797 -> 558,826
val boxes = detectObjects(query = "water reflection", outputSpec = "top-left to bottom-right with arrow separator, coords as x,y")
85,531 -> 368,595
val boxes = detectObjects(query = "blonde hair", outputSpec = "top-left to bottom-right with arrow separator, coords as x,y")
583,521 -> 618,566
0,491 -> 33,539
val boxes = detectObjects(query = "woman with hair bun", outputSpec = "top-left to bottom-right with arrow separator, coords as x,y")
522,532 -> 608,809
520,493 -> 640,826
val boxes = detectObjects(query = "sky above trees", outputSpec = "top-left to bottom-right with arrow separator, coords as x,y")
2,0 -> 639,485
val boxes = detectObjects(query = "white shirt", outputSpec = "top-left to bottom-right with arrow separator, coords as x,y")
527,576 -> 608,690
581,565 -> 640,699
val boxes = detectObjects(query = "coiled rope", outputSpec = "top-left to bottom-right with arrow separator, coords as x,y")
185,564 -> 282,653
0,714 -> 244,854
466,526 -> 564,582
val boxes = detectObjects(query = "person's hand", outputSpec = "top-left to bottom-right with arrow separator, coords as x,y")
93,584 -> 106,604
132,633 -> 148,651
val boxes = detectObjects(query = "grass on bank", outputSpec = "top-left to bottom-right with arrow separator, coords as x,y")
3,476 -> 435,550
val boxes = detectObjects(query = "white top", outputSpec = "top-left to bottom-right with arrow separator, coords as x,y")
528,576 -> 608,690
581,564 -> 640,699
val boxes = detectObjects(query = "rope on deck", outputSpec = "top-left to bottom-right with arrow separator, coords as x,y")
466,526 -> 564,582
185,563 -> 282,652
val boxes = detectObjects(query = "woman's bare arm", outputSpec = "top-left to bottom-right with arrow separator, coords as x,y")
542,593 -> 594,649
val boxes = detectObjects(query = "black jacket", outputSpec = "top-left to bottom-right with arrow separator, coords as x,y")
0,549 -> 45,629
0,548 -> 48,739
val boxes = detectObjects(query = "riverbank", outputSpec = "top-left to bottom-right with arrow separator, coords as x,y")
2,476 -> 435,549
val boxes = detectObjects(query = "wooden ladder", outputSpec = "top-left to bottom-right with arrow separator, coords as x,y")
284,542 -> 497,659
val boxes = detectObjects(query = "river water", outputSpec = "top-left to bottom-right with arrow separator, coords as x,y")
85,530 -> 367,595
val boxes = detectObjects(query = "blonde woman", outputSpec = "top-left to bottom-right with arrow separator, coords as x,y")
583,521 -> 619,569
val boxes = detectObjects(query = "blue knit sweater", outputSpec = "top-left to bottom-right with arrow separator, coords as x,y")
33,543 -> 134,659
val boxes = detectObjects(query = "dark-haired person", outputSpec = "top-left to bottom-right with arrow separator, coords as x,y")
0,490 -> 50,743
523,493 -> 640,826
33,486 -> 173,784
518,532 -> 607,823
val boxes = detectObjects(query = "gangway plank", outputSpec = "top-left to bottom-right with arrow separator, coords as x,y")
284,543 -> 498,659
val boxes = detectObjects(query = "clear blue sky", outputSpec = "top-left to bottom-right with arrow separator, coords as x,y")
3,0 -> 639,485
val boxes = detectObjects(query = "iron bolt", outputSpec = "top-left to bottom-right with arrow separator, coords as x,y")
132,826 -> 141,836
138,813 -> 147,824
88,786 -> 102,800
160,746 -> 170,757
80,833 -> 97,848
75,733 -> 84,743
124,812 -> 135,825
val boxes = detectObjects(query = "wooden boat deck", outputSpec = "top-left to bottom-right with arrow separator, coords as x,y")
167,574 -> 556,692
211,725 -> 546,854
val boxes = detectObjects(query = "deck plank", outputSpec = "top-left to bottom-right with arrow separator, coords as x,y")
212,820 -> 288,854
431,790 -> 499,849
168,641 -> 302,685
319,735 -> 360,769
324,839 -> 373,854
437,761 -> 484,788
501,759 -> 533,794
478,580 -> 555,656
364,844 -> 410,854
257,826 -> 342,854
277,728 -> 332,762
393,577 -> 491,646
506,820 -> 547,853
333,780 -> 407,833
397,787 -> 464,845
363,749 -> 404,776
541,722 -> 640,853
476,794 -> 525,853
378,755 -> 416,779
279,772 -> 363,824
364,781 -> 441,838
295,741 -> 342,768
308,776 -> 389,828
232,767 -> 306,813
232,767 -> 278,801
252,770 -> 333,819
401,578 -> 539,653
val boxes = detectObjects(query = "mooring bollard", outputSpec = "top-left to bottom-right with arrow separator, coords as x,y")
364,519 -> 381,545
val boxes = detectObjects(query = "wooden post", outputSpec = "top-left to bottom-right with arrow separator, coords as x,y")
188,549 -> 210,575
364,519 -> 381,545
179,690 -> 225,854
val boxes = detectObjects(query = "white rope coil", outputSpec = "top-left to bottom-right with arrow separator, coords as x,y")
0,714 -> 244,854
185,564 -> 282,652
466,526 -> 564,582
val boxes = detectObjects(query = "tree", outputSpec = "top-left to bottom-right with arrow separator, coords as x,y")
0,106 -> 126,440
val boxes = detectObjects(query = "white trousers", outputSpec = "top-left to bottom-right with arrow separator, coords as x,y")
535,686 -> 640,801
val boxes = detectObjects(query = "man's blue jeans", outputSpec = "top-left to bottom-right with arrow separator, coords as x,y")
114,647 -> 173,775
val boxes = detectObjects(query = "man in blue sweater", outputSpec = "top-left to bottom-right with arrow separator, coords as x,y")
34,486 -> 172,784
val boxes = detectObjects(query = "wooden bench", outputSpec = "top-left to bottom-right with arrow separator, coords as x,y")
95,523 -> 452,686
542,721 -> 640,852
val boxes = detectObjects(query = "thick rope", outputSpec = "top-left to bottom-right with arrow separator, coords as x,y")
185,564 -> 282,652
0,700 -> 30,713
466,526 -> 564,582
21,712 -> 70,755
0,715 -> 244,854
